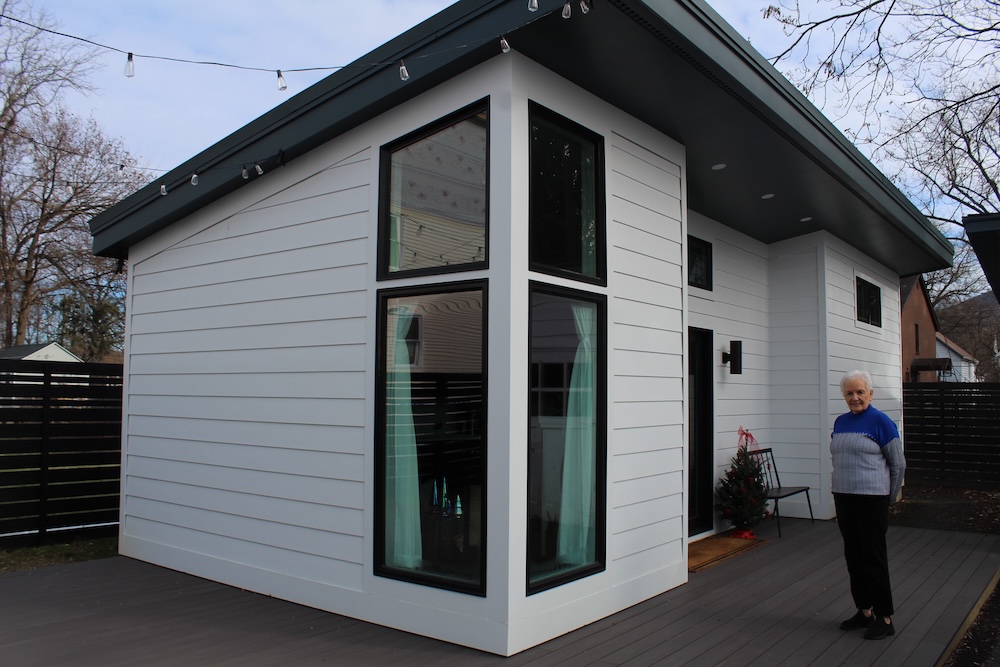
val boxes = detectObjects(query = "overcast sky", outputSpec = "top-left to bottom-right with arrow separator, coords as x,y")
29,0 -> 794,175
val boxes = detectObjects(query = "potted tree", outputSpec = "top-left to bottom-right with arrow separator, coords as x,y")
714,429 -> 768,538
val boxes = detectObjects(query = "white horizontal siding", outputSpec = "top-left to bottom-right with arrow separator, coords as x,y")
767,237 -> 825,517
608,133 -> 686,580
122,139 -> 372,589
687,213 -> 772,500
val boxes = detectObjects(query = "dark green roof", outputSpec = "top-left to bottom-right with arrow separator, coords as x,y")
90,0 -> 952,276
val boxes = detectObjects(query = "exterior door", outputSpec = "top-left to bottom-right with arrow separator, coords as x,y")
688,327 -> 714,536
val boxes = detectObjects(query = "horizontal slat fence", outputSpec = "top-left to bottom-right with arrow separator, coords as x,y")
0,360 -> 123,547
903,382 -> 1000,489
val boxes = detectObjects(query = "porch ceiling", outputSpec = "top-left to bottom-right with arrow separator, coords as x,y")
89,0 -> 952,276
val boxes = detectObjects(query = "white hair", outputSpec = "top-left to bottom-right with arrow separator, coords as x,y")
840,369 -> 873,393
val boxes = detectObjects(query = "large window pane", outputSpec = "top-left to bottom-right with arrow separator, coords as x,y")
528,287 -> 605,592
377,286 -> 486,594
380,103 -> 488,277
529,104 -> 604,282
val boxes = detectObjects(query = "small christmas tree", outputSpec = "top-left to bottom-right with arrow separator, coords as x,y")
714,440 -> 768,537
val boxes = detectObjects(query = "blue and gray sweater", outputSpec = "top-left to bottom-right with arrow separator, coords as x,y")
831,405 -> 906,503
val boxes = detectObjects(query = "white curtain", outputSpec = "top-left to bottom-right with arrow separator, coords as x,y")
558,302 -> 596,564
385,307 -> 422,568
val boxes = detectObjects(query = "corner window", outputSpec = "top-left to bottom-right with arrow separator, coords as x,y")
527,284 -> 606,593
688,235 -> 713,290
378,101 -> 488,279
856,276 -> 882,327
376,284 -> 486,595
529,103 -> 605,283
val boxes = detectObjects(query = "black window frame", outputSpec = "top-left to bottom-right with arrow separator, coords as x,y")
374,280 -> 489,596
856,276 -> 882,328
377,98 -> 490,281
528,102 -> 607,286
526,281 -> 607,595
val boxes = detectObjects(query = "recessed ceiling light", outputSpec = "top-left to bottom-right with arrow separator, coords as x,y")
800,216 -> 813,222
711,163 -> 727,171
761,193 -> 774,199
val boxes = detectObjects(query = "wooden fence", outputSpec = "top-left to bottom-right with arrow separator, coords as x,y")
0,360 -> 123,547
903,382 -> 1000,489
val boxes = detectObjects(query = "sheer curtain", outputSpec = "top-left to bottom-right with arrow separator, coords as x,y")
385,307 -> 422,568
558,302 -> 596,564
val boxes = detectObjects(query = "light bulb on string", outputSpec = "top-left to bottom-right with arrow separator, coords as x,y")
124,52 -> 135,77
255,164 -> 264,176
64,182 -> 74,200
562,1 -> 572,18
160,184 -> 167,196
190,173 -> 199,186
399,60 -> 410,81
242,167 -> 250,180
276,70 -> 287,91
528,0 -> 538,11
580,0 -> 591,13
500,36 -> 511,53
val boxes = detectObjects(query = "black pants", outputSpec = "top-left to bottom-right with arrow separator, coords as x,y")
834,493 -> 894,617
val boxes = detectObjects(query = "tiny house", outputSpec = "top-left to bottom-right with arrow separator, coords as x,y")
89,0 -> 952,656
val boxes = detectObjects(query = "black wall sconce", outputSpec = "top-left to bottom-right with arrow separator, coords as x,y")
722,340 -> 743,374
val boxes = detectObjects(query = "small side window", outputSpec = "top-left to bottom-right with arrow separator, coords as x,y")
688,236 -> 712,290
856,277 -> 882,327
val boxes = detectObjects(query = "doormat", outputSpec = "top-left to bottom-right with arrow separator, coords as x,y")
688,535 -> 764,572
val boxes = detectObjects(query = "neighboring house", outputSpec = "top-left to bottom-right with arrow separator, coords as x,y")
0,343 -> 83,363
900,276 -> 950,382
937,291 -> 1000,382
86,0 -> 952,656
935,332 -> 978,382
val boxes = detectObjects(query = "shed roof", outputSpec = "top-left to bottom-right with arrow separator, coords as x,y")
965,213 -> 1000,296
89,0 -> 952,276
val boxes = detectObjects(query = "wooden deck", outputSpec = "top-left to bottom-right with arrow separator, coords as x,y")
3,518 -> 998,666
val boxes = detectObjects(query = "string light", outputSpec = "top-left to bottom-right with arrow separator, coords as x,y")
0,3 -> 592,190
1,6 -> 579,97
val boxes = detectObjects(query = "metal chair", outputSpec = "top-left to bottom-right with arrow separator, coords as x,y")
748,448 -> 814,537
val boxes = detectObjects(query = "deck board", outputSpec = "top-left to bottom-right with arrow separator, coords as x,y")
2,518 -> 997,666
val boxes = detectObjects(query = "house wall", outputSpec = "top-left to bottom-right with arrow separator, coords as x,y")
118,54 -> 689,656
504,55 -> 687,654
686,212 -> 773,528
900,280 -> 939,382
823,234 -> 903,515
936,338 -> 978,382
116,48 -> 905,655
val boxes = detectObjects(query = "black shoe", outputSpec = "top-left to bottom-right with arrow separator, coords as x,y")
840,610 -> 874,630
864,617 -> 895,640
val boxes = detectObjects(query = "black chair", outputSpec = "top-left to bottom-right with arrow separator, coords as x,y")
748,448 -> 814,537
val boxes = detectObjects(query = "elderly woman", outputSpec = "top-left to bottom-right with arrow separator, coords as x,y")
831,370 -> 905,640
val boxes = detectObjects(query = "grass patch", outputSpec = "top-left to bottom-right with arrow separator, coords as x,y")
0,537 -> 118,574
